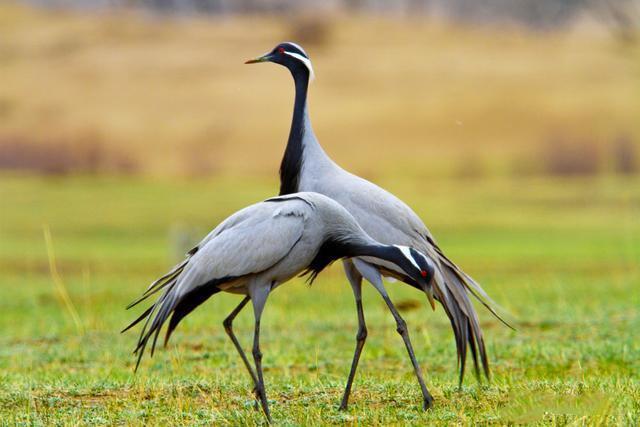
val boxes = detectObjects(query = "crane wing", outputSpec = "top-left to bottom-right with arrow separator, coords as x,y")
174,201 -> 309,299
123,197 -> 311,369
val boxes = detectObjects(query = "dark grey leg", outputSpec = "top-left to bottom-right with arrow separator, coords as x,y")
354,259 -> 433,410
339,260 -> 367,410
222,296 -> 259,389
252,319 -> 271,422
250,284 -> 272,423
379,291 -> 434,410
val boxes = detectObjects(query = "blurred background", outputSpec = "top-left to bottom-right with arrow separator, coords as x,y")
1,0 -> 639,178
1,0 -> 639,424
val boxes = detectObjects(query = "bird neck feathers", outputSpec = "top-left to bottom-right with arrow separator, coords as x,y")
279,65 -> 331,196
279,70 -> 310,195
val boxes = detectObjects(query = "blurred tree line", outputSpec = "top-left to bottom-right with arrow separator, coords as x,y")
18,0 -> 640,34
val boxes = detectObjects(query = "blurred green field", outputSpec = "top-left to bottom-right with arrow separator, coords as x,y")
1,2 -> 640,424
1,173 -> 638,424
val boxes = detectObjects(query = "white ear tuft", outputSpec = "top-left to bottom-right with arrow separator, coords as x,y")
394,245 -> 420,270
284,42 -> 309,58
283,51 -> 315,81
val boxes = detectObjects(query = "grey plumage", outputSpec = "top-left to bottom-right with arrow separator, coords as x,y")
305,161 -> 503,377
124,191 -> 436,421
246,42 -> 511,410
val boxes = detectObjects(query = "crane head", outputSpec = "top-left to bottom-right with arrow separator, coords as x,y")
394,245 -> 437,310
245,42 -> 315,81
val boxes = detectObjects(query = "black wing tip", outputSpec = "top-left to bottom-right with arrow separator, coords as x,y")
122,306 -> 155,334
122,260 -> 192,369
298,268 -> 319,285
164,312 -> 181,348
432,247 -> 516,330
505,320 -> 517,331
124,300 -> 172,372
133,349 -> 144,373
429,251 -> 510,386
482,303 -> 516,331
126,298 -> 146,310
434,270 -> 492,387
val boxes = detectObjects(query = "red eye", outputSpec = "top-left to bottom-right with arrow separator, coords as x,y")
277,47 -> 285,54
420,270 -> 427,278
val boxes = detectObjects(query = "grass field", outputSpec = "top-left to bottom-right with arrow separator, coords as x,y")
1,2 -> 640,425
1,173 -> 638,425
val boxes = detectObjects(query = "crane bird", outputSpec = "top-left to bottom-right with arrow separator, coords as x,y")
246,42 -> 511,410
123,192 -> 436,422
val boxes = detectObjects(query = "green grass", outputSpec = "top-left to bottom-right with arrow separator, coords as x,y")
0,173 -> 639,425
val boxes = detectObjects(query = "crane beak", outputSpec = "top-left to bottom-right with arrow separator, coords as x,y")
416,275 -> 436,311
421,261 -> 436,311
426,287 -> 436,311
245,53 -> 272,64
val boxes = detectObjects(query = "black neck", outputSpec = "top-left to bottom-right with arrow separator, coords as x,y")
350,242 -> 422,288
279,66 -> 310,195
348,242 -> 398,263
304,235 -> 407,285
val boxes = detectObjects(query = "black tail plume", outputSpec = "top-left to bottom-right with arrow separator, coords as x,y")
122,260 -> 189,372
424,237 -> 515,385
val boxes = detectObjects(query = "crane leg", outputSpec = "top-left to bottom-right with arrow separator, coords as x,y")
379,291 -> 434,410
249,283 -> 272,423
339,260 -> 367,411
355,259 -> 433,410
222,296 -> 260,403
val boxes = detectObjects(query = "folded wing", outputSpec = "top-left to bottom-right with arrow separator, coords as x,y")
123,198 -> 310,370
